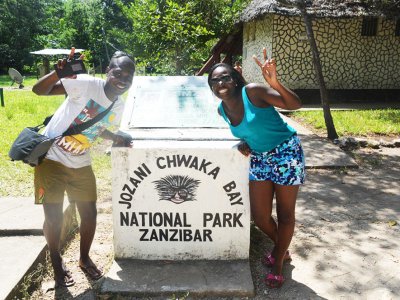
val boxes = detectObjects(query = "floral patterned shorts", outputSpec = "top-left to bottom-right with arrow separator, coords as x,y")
249,134 -> 306,185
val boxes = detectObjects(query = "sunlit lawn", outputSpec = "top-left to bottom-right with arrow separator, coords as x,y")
0,88 -> 110,196
0,74 -> 39,88
0,74 -> 106,88
291,109 -> 400,136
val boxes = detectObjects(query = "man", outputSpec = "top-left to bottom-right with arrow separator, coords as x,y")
32,48 -> 135,287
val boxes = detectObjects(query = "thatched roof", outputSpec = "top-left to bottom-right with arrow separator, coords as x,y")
240,0 -> 400,22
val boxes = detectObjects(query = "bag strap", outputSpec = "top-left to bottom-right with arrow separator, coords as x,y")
43,115 -> 53,126
40,100 -> 116,137
31,115 -> 53,131
61,100 -> 115,137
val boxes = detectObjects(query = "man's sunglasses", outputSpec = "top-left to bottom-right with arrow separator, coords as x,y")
210,75 -> 233,86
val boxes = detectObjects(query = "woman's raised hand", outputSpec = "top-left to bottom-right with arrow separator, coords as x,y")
253,47 -> 278,88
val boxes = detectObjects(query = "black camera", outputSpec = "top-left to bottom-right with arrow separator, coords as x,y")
54,59 -> 87,78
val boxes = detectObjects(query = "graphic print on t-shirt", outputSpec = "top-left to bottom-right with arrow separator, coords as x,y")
54,99 -> 114,156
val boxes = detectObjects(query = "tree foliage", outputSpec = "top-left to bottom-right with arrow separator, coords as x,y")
0,0 -> 60,72
0,0 -> 125,73
55,0 -> 108,69
0,0 -> 250,74
117,0 -> 250,75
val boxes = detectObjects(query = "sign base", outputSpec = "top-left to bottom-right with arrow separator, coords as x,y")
100,259 -> 254,298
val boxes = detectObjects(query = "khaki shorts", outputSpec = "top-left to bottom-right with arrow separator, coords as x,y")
34,159 -> 97,204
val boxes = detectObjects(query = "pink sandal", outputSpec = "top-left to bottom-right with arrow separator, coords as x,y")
263,250 -> 291,267
265,273 -> 285,288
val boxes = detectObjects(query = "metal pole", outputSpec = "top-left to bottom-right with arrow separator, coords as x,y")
0,88 -> 4,107
102,27 -> 110,62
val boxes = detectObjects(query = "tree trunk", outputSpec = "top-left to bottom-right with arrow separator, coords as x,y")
300,6 -> 339,140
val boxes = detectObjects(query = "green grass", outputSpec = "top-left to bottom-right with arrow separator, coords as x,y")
0,74 -> 39,88
91,147 -> 112,201
0,89 -> 65,196
291,109 -> 400,136
0,88 -> 112,197
0,74 -> 105,89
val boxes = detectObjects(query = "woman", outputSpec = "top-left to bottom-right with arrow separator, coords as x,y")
207,49 -> 305,288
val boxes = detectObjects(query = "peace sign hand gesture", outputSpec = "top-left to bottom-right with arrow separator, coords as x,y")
252,47 -> 279,89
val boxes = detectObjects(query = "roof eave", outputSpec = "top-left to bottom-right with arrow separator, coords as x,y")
240,1 -> 398,22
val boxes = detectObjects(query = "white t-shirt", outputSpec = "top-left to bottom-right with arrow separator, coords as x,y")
43,75 -> 124,168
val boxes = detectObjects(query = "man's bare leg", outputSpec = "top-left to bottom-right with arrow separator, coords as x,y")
76,201 -> 103,280
43,203 -> 75,287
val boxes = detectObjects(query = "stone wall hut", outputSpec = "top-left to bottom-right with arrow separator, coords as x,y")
240,0 -> 400,101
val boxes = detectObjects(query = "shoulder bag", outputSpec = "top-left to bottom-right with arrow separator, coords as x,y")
9,101 -> 115,167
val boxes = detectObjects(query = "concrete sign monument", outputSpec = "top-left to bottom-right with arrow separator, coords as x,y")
113,148 -> 249,260
101,76 -> 254,298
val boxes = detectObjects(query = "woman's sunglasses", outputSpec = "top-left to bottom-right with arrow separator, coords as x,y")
210,75 -> 233,86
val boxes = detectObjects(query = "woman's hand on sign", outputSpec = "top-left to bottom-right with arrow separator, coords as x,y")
237,141 -> 251,157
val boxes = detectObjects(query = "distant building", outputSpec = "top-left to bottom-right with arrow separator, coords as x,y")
241,0 -> 400,92
199,0 -> 400,101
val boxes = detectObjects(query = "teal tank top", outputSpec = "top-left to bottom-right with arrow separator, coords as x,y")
219,86 -> 296,152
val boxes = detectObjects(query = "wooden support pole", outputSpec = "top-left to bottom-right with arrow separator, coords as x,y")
0,88 -> 4,107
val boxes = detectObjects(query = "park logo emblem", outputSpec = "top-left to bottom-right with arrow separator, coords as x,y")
153,175 -> 201,204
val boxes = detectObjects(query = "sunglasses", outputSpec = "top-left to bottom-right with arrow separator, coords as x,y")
210,75 -> 233,86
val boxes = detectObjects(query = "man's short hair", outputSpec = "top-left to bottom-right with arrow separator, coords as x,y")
111,51 -> 134,61
110,51 -> 135,70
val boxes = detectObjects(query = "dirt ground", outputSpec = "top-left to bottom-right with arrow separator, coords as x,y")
29,144 -> 400,300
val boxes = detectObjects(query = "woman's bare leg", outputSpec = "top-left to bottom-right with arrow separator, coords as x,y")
271,184 -> 299,275
249,181 -> 277,243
